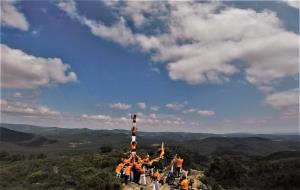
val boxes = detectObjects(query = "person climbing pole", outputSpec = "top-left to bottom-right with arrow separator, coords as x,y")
131,114 -> 138,142
176,155 -> 184,177
179,176 -> 189,190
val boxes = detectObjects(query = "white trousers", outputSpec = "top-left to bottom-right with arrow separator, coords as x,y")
131,151 -> 136,158
153,181 -> 160,190
139,174 -> 146,185
131,136 -> 136,142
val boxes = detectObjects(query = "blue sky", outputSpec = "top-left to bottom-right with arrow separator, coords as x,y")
1,1 -> 299,133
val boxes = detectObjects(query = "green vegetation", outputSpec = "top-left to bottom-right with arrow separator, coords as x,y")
0,151 -> 122,190
204,152 -> 300,190
1,124 -> 299,190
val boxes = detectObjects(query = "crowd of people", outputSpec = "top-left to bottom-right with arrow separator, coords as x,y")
167,154 -> 191,189
115,153 -> 162,187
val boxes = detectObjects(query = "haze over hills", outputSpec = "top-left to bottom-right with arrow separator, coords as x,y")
1,123 -> 299,157
2,123 -> 299,140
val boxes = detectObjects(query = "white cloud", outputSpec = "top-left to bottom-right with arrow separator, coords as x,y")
58,1 -> 299,92
149,113 -> 157,119
1,1 -> 29,31
197,110 -> 215,117
1,99 -> 60,117
264,88 -> 299,109
81,114 -> 111,121
82,17 -> 136,46
1,44 -> 77,89
137,102 -> 147,110
150,106 -> 160,112
182,108 -> 196,114
165,102 -> 185,111
264,88 -> 299,119
109,102 -> 132,110
13,92 -> 22,98
282,0 -> 300,9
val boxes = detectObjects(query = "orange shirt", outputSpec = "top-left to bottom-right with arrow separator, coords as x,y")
125,165 -> 132,176
180,179 -> 189,190
135,163 -> 144,174
176,158 -> 183,167
135,162 -> 142,169
115,163 -> 124,173
153,171 -> 160,181
123,158 -> 130,164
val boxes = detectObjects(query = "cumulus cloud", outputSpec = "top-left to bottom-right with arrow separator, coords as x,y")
1,99 -> 60,117
182,108 -> 196,114
197,110 -> 215,117
1,44 -> 77,89
150,106 -> 160,112
109,102 -> 132,110
1,1 -> 29,31
58,1 -> 299,92
264,88 -> 299,119
165,102 -> 186,111
137,102 -> 147,110
79,112 -> 186,127
282,0 -> 300,9
264,88 -> 299,109
81,114 -> 112,121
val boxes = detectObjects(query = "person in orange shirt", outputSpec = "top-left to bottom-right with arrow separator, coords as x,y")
135,160 -> 146,185
176,155 -> 184,177
123,155 -> 131,165
124,163 -> 132,185
115,162 -> 124,178
142,154 -> 150,172
180,176 -> 189,190
152,169 -> 161,190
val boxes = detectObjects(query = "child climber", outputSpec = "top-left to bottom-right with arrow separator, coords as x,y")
131,114 -> 138,142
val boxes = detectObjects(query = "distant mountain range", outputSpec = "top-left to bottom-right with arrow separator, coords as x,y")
1,123 -> 299,141
0,126 -> 57,146
0,123 -> 299,156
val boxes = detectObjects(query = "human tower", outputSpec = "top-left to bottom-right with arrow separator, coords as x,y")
115,114 -> 165,187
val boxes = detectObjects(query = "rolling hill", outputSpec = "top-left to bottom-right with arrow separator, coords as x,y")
0,127 -> 57,146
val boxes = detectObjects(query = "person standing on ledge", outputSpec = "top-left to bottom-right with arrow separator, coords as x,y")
176,155 -> 184,177
131,114 -> 138,142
